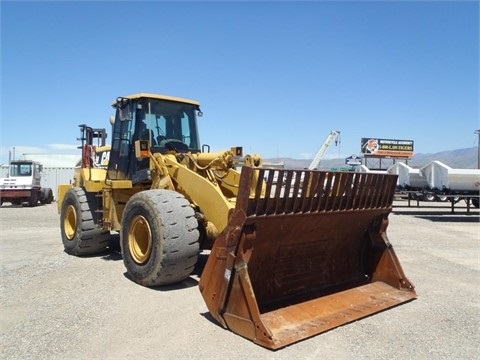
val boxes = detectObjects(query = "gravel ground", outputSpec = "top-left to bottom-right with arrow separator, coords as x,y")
0,199 -> 479,359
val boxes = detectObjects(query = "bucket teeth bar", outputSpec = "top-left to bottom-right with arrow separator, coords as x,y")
199,166 -> 416,350
248,168 -> 398,216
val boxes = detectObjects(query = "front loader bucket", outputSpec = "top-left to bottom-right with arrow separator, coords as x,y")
199,166 -> 416,350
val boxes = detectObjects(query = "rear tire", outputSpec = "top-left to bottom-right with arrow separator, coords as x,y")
424,193 -> 436,202
40,188 -> 54,204
60,187 -> 110,255
472,197 -> 479,208
121,189 -> 200,287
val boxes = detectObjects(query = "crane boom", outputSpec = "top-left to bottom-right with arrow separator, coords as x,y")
308,130 -> 341,170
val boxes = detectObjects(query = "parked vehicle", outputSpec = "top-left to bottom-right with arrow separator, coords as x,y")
0,160 -> 53,206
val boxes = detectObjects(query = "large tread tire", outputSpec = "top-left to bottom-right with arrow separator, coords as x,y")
60,187 -> 110,256
121,189 -> 199,287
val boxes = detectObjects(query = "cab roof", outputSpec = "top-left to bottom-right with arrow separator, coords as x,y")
114,93 -> 200,106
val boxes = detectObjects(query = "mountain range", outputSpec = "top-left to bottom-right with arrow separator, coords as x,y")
264,147 -> 479,170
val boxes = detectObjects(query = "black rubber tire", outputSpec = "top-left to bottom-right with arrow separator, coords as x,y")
424,193 -> 436,202
436,195 -> 448,202
28,191 -> 38,207
60,187 -> 110,255
121,189 -> 200,287
40,188 -> 54,204
472,197 -> 479,208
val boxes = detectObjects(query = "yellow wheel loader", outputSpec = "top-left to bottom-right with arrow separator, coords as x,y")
58,93 -> 416,349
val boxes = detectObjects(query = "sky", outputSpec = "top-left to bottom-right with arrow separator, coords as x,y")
1,0 -> 479,166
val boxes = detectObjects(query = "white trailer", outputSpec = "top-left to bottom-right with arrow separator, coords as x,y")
387,162 -> 427,190
419,161 -> 480,193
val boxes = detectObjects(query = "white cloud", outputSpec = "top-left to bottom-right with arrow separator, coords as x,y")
4,145 -> 47,156
0,144 -> 79,165
23,153 -> 80,167
48,143 -> 78,151
299,153 -> 312,159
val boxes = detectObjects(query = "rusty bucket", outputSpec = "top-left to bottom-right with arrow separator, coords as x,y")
199,167 -> 416,349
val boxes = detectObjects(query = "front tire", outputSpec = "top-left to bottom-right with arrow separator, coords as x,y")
121,189 -> 200,287
60,187 -> 110,255
28,191 -> 38,207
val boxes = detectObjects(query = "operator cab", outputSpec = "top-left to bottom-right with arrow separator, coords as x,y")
9,161 -> 36,177
108,93 -> 202,182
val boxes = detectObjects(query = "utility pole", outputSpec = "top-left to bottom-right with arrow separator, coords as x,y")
476,129 -> 480,169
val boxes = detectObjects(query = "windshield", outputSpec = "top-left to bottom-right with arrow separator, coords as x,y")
137,98 -> 201,152
10,162 -> 33,176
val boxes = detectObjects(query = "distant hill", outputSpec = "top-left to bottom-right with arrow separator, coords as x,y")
265,147 -> 479,170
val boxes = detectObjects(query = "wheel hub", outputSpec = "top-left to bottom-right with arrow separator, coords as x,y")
64,204 -> 77,240
129,215 -> 152,265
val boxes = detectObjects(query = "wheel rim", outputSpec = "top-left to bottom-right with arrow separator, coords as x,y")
129,215 -> 152,265
64,204 -> 77,240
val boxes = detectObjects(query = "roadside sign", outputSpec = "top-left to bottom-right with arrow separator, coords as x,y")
345,154 -> 362,166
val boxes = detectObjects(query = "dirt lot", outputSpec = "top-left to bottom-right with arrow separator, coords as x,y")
0,199 -> 479,359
